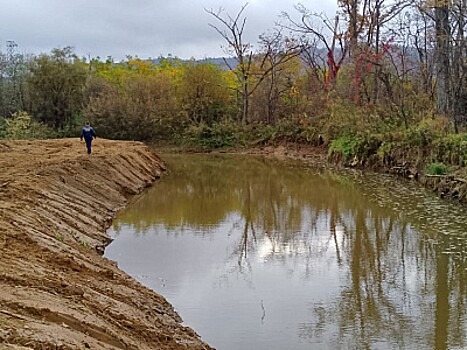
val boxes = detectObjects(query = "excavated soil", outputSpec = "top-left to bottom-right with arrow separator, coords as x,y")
0,139 -> 213,350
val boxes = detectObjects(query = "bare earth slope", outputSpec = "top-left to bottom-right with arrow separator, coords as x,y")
0,139 -> 212,350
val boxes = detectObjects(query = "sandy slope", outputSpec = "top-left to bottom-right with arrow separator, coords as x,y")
0,139 -> 212,350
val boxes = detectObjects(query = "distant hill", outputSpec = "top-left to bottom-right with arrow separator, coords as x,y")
198,57 -> 238,70
152,45 -> 422,72
152,56 -> 237,70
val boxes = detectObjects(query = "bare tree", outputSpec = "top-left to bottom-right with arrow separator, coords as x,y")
410,6 -> 436,98
254,31 -> 303,124
206,4 -> 303,124
434,0 -> 451,115
206,4 -> 252,124
365,0 -> 411,102
282,6 -> 348,90
450,0 -> 467,130
419,0 -> 467,128
338,0 -> 369,54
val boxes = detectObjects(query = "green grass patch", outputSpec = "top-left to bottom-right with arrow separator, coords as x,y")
328,136 -> 361,161
424,162 -> 448,175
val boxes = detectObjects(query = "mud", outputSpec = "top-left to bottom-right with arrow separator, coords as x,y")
0,139 -> 212,350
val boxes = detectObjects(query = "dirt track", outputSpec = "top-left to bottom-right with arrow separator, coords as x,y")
0,139 -> 212,349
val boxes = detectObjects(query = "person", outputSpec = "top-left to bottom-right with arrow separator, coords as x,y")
80,121 -> 97,154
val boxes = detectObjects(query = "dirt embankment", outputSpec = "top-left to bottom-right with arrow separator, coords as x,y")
0,139 -> 213,350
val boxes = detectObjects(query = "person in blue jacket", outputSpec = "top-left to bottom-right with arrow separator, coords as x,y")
80,121 -> 97,154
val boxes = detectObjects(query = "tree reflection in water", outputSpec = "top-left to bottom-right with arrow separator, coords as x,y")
111,154 -> 467,350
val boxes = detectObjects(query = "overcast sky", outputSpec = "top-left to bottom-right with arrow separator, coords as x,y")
0,0 -> 338,60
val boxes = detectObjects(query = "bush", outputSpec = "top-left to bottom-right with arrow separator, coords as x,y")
328,133 -> 384,162
2,112 -> 56,140
328,135 -> 361,161
87,74 -> 182,141
402,117 -> 450,146
0,117 -> 6,139
424,162 -> 448,175
431,133 -> 467,166
376,141 -> 393,160
183,121 -> 239,149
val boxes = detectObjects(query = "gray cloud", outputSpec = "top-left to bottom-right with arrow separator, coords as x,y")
0,0 -> 337,60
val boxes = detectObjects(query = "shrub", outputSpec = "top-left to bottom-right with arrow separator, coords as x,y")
246,123 -> 276,145
376,141 -> 393,160
402,117 -> 450,146
431,133 -> 467,166
0,117 -> 6,138
2,112 -> 56,140
424,162 -> 448,175
183,120 -> 239,149
328,135 -> 361,161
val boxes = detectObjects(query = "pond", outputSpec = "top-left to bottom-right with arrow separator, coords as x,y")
105,154 -> 467,350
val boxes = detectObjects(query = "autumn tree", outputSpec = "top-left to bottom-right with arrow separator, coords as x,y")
409,5 -> 436,99
364,0 -> 410,102
178,61 -> 234,125
338,0 -> 367,54
88,58 -> 180,141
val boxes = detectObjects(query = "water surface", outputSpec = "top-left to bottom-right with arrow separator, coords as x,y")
106,154 -> 467,350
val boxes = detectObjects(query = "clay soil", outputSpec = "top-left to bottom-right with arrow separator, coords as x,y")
0,139 -> 213,350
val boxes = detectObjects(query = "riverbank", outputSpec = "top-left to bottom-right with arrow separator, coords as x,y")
158,141 -> 467,206
257,142 -> 467,206
0,139 -> 212,349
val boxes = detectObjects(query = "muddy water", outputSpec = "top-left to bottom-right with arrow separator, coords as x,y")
105,154 -> 467,350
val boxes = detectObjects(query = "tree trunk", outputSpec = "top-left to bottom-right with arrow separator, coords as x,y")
435,3 -> 451,115
242,81 -> 249,125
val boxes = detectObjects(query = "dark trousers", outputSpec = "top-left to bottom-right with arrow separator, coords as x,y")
85,139 -> 93,154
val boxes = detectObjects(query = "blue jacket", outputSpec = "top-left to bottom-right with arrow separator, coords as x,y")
81,125 -> 96,141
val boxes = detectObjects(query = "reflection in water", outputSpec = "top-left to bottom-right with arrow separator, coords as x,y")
106,154 -> 467,350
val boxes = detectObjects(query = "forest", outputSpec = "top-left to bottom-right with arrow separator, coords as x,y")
0,0 -> 466,171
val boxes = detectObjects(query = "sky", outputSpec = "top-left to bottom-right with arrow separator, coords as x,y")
0,0 -> 338,60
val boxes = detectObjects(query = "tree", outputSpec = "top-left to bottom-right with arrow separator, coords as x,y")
252,32 -> 303,124
434,0 -> 451,116
207,4 -> 303,124
282,7 -> 348,91
418,0 -> 467,129
206,4 -> 254,124
26,47 -> 88,129
0,41 -> 29,117
88,60 -> 180,141
179,61 -> 233,125
410,5 -> 436,99
449,0 -> 467,129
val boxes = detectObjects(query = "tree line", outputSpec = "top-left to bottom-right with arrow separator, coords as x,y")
0,0 -> 466,151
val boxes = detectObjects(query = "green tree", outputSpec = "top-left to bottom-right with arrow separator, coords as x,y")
0,42 -> 29,117
87,68 -> 180,141
26,47 -> 88,129
179,61 -> 234,125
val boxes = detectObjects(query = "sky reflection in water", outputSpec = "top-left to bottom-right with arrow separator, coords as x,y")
106,154 -> 467,350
